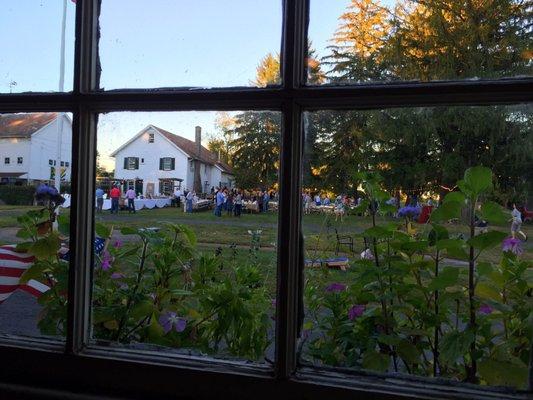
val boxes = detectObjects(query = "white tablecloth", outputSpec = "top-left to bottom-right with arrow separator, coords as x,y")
60,197 -> 171,210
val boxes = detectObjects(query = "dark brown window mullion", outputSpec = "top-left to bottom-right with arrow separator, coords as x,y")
66,0 -> 100,355
275,0 -> 308,379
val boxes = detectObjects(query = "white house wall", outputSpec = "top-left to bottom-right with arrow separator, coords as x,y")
113,128 -> 189,195
28,115 -> 72,182
0,138 -> 31,177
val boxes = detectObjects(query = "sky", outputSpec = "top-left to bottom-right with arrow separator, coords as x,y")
0,0 -> 395,170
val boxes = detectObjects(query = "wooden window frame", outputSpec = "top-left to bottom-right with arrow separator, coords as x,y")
0,1 -> 531,399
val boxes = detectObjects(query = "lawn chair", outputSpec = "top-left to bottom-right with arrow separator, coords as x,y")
334,228 -> 354,255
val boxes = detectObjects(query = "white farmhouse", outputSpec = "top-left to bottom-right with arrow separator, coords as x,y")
0,113 -> 72,184
110,125 -> 234,196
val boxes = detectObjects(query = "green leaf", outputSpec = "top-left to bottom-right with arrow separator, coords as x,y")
362,349 -> 390,372
20,263 -> 48,284
396,340 -> 420,365
95,223 -> 111,238
170,289 -> 193,297
443,192 -> 465,204
440,330 -> 474,364
29,233 -> 61,258
428,267 -> 460,291
478,359 -> 528,388
523,269 -> 533,288
467,231 -> 507,251
428,224 -> 449,246
178,225 -> 197,247
131,301 -> 154,320
464,166 -> 493,196
430,201 -> 462,222
480,201 -> 508,225
476,282 -> 501,301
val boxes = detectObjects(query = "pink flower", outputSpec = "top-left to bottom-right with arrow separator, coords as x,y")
111,272 -> 125,280
348,304 -> 365,320
502,237 -> 523,255
159,312 -> 187,334
113,240 -> 123,248
101,251 -> 112,271
325,283 -> 346,293
479,304 -> 493,315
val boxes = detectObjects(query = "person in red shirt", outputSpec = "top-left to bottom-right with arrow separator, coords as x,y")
110,185 -> 121,214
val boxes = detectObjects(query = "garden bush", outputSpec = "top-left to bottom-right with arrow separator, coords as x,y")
303,167 -> 532,388
0,184 -> 36,205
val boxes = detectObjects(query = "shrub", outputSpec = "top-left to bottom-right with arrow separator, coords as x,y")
0,185 -> 36,205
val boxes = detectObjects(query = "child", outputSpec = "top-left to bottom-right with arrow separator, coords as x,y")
510,204 -> 527,241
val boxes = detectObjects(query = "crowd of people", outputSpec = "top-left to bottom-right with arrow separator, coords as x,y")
95,185 -> 528,242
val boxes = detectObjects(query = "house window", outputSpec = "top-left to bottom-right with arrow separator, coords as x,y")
1,1 -> 531,399
148,133 -> 154,143
60,161 -> 65,167
65,162 -> 69,167
123,157 -> 139,170
159,157 -> 175,171
141,158 -> 144,164
4,157 -> 10,164
49,159 -> 54,166
17,157 -> 23,164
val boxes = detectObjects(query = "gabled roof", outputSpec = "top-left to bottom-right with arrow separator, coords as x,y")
155,127 -> 233,174
111,125 -> 233,175
0,113 -> 58,138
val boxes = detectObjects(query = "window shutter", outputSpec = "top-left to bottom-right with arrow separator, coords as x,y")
171,158 -> 175,170
159,158 -> 163,170
135,158 -> 139,169
124,157 -> 128,169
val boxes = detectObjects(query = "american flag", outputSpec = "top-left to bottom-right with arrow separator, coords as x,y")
0,238 -> 106,304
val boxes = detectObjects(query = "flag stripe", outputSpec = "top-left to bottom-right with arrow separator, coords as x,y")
0,267 -> 26,277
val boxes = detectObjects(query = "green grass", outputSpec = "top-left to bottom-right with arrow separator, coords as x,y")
1,206 -> 531,263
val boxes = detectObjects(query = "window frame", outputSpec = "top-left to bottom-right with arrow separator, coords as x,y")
0,0 -> 531,399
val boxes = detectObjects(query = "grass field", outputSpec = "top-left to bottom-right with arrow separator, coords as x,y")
0,205 -> 531,265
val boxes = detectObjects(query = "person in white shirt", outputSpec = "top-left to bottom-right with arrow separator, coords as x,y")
510,204 -> 527,240
174,187 -> 182,208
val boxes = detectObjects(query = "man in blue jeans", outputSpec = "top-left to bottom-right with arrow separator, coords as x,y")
214,188 -> 224,217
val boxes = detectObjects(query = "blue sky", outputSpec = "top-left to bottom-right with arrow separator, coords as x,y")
0,0 -> 396,169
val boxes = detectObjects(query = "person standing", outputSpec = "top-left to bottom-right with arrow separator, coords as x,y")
214,188 -> 224,217
110,185 -> 121,214
226,191 -> 234,216
95,187 -> 104,213
185,190 -> 194,213
234,190 -> 243,217
263,191 -> 270,212
174,187 -> 182,209
314,193 -> 321,206
510,204 -> 527,241
125,187 -> 136,214
303,192 -> 311,215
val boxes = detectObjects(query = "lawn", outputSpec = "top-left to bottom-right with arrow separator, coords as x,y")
1,205 -> 531,265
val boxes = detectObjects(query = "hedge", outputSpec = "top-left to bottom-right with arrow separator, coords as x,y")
0,185 -> 36,206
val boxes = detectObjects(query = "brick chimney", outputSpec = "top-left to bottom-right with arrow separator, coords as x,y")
195,126 -> 201,157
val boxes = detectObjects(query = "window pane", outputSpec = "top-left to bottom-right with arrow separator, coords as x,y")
308,0 -> 533,85
0,112 -> 73,340
0,1 -> 75,93
92,111 -> 280,363
98,1 -> 282,89
300,104 -> 532,389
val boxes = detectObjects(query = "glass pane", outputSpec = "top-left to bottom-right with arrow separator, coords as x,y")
308,0 -> 533,85
98,0 -> 282,89
300,104 -> 532,389
0,112 -> 73,340
92,110 -> 280,363
0,1 -> 76,93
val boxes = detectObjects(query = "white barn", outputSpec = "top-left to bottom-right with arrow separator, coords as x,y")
110,125 -> 234,196
0,113 -> 72,184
